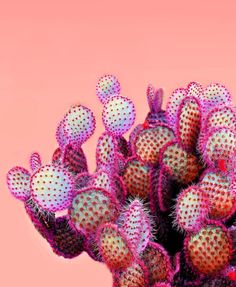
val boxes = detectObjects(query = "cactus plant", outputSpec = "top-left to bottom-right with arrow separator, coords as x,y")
7,75 -> 236,286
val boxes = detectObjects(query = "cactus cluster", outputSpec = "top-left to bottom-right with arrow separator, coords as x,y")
7,75 -> 236,286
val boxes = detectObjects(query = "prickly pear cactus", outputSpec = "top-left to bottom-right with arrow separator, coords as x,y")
7,75 -> 236,286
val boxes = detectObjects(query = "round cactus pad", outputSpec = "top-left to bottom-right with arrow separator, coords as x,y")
31,164 -> 74,212
96,75 -> 121,104
102,95 -> 136,136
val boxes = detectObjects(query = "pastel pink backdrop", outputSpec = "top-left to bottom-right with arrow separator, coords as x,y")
0,0 -> 236,286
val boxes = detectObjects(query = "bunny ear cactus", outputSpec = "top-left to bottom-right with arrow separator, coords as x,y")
7,75 -> 236,286
146,85 -> 166,125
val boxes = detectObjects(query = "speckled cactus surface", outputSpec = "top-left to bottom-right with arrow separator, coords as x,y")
7,75 -> 236,287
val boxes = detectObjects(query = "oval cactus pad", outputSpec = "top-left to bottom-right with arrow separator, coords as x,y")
102,95 -> 136,136
31,164 -> 74,212
69,187 -> 119,236
96,74 -> 121,104
7,166 -> 31,201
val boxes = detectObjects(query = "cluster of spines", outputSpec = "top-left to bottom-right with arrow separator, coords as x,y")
7,75 -> 236,287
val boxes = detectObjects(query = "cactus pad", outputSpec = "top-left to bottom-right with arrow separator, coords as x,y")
202,128 -> 236,169
30,152 -> 42,172
204,105 -> 236,132
31,164 -> 74,212
161,142 -> 201,184
166,88 -> 186,127
102,95 -> 136,136
90,169 -> 115,195
62,144 -> 88,174
199,170 -> 236,220
113,260 -> 148,287
202,83 -> 232,111
96,223 -> 134,270
7,166 -> 31,201
69,187 -> 119,236
174,185 -> 209,232
96,75 -> 121,104
141,241 -> 173,284
185,222 -> 232,275
60,105 -> 96,147
176,96 -> 201,151
96,132 -> 117,168
123,158 -> 152,198
134,125 -> 174,165
119,199 -> 151,253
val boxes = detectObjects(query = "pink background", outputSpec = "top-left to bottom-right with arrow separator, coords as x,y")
0,0 -> 236,286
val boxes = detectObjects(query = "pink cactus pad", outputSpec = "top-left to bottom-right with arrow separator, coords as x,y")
96,75 -> 121,104
113,260 -> 149,287
129,124 -> 143,151
31,164 -> 74,212
204,104 -> 236,132
136,211 -> 152,254
90,169 -> 115,195
141,241 -> 173,285
62,144 -> 88,174
30,152 -> 42,172
202,127 -> 236,169
7,166 -> 31,201
24,199 -> 55,240
60,105 -> 96,147
174,185 -> 210,233
134,124 -> 174,165
50,215 -> 84,259
96,132 -> 118,169
202,83 -> 232,112
160,141 -> 202,184
176,96 -> 201,151
96,223 -> 134,270
69,187 -> 119,237
56,119 -> 67,149
186,82 -> 204,98
184,221 -> 233,275
199,169 -> 236,220
102,95 -> 136,136
52,147 -> 62,165
119,199 -> 151,254
166,88 -> 187,127
122,157 -> 152,199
